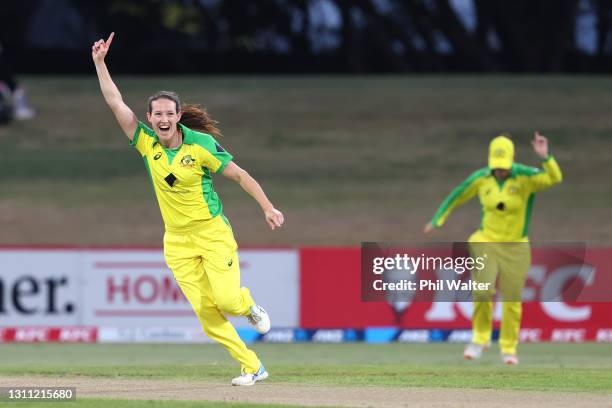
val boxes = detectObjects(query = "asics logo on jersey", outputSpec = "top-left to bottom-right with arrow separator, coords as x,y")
154,152 -> 162,160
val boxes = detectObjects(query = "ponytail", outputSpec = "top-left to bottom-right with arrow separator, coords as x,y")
179,104 -> 222,139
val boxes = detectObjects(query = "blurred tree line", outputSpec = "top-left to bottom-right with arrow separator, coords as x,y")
3,0 -> 612,73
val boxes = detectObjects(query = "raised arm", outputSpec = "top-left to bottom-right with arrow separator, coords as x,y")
92,32 -> 138,139
221,162 -> 285,230
528,131 -> 563,192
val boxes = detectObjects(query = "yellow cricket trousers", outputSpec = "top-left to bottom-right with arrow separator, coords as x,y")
468,231 -> 531,355
163,215 -> 261,373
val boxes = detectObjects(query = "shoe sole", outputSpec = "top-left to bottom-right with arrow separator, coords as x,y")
464,343 -> 488,360
231,371 -> 268,386
253,323 -> 270,335
231,381 -> 254,386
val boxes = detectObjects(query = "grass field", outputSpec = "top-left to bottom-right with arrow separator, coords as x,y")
0,343 -> 611,407
0,75 -> 611,246
1,76 -> 610,408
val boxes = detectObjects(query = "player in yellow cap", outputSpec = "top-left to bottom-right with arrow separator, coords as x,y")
92,33 -> 284,385
424,132 -> 562,365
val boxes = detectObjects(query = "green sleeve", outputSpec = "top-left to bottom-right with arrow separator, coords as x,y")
430,168 -> 488,228
192,133 -> 234,173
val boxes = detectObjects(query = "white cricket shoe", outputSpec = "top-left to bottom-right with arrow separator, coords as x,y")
231,364 -> 268,386
12,88 -> 36,121
502,353 -> 519,365
248,304 -> 270,334
463,343 -> 486,360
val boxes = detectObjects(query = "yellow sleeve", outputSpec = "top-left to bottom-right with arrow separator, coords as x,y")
527,156 -> 563,192
430,168 -> 488,228
129,121 -> 156,157
191,133 -> 234,174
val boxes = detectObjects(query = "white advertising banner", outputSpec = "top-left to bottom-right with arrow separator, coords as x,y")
80,249 -> 195,328
0,250 -> 81,325
0,248 -> 299,332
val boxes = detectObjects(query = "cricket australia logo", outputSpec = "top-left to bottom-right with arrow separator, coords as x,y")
493,148 -> 506,158
180,155 -> 196,167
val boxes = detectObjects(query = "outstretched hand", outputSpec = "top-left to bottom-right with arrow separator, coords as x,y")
265,208 -> 285,230
532,131 -> 549,159
92,32 -> 115,63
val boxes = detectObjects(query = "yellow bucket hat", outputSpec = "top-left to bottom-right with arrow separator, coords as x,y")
488,135 -> 514,170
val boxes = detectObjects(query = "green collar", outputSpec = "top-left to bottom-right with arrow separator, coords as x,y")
178,123 -> 195,145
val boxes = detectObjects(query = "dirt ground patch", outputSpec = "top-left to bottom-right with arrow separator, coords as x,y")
1,376 -> 610,408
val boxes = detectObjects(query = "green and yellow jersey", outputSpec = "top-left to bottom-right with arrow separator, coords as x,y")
130,121 -> 232,231
430,157 -> 563,242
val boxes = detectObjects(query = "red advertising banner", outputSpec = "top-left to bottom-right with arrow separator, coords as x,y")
300,247 -> 612,341
0,327 -> 98,343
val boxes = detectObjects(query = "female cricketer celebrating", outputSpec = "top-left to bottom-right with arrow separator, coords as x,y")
92,33 -> 284,385
424,132 -> 562,365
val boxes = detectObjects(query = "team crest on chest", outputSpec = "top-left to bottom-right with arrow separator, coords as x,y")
180,155 -> 196,167
508,185 -> 519,195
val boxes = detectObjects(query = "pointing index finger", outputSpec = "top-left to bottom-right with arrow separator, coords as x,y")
106,32 -> 115,47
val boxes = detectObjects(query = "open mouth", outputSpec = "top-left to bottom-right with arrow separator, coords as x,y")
158,124 -> 171,132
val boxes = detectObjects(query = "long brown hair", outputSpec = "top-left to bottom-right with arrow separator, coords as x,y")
180,104 -> 222,138
148,91 -> 222,138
